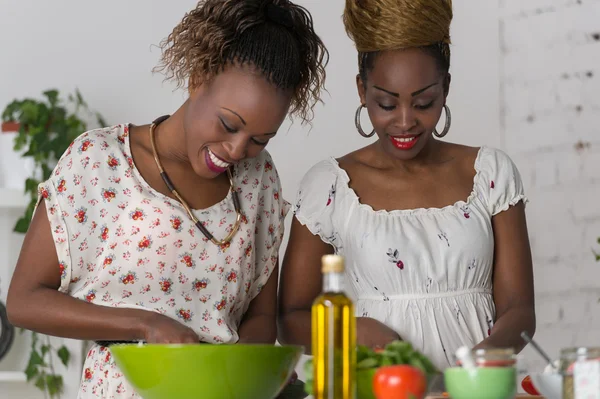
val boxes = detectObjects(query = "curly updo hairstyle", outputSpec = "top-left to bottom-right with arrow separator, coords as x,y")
154,0 -> 329,124
343,0 -> 453,82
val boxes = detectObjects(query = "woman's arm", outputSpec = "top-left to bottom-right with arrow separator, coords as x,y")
278,218 -> 400,352
237,262 -> 279,344
7,201 -> 198,344
474,202 -> 536,352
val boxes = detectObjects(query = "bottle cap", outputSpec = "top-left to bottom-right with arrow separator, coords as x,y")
321,254 -> 345,274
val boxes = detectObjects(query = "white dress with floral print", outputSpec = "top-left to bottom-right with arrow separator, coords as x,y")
294,146 -> 528,370
37,124 -> 290,398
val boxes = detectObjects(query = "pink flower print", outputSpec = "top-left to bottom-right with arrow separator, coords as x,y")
150,218 -> 160,229
178,272 -> 189,284
101,281 -> 110,289
200,249 -> 209,260
130,226 -> 140,235
74,207 -> 88,224
127,157 -> 134,169
136,258 -> 149,267
101,141 -> 109,150
149,297 -> 160,304
174,239 -> 183,248
159,278 -> 173,294
157,261 -> 166,274
85,289 -> 97,303
153,206 -> 163,214
78,139 -> 94,154
145,272 -> 154,280
225,255 -> 233,265
129,208 -> 145,221
179,253 -> 195,269
227,271 -> 237,283
92,161 -> 101,170
120,271 -> 137,285
122,290 -> 133,299
177,309 -> 193,322
86,262 -> 95,272
109,176 -> 122,184
202,310 -> 212,321
486,318 -> 493,336
66,194 -> 75,206
108,268 -> 118,276
170,262 -> 178,273
99,225 -> 109,242
264,160 -> 273,171
273,190 -> 280,201
386,248 -> 404,270
90,177 -> 99,187
81,156 -> 90,169
214,296 -> 227,311
123,188 -> 132,197
102,255 -> 114,268
58,261 -> 67,279
137,235 -> 153,252
490,181 -> 495,189
123,251 -> 131,261
101,188 -> 117,202
116,382 -> 125,394
158,231 -> 170,239
200,295 -> 211,303
156,245 -> 167,256
192,278 -> 210,291
245,281 -> 251,294
84,367 -> 93,382
100,208 -> 108,218
206,264 -> 218,273
38,186 -> 50,200
460,205 -> 471,219
88,198 -> 98,207
170,216 -> 183,232
219,242 -> 231,253
79,239 -> 88,252
107,154 -> 120,170
217,318 -> 224,326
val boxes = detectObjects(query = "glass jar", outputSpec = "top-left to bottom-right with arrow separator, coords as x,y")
473,348 -> 517,368
560,346 -> 600,399
455,348 -> 516,367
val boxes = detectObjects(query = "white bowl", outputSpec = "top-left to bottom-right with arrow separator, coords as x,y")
530,372 -> 562,399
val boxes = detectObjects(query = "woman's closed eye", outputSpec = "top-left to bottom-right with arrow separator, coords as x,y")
377,102 -> 434,112
219,117 -> 237,133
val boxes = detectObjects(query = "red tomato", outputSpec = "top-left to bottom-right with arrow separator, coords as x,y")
373,365 -> 427,399
521,375 -> 540,396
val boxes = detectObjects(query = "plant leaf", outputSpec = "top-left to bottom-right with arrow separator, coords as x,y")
57,345 -> 71,367
46,374 -> 64,396
35,374 -> 47,390
41,344 -> 51,356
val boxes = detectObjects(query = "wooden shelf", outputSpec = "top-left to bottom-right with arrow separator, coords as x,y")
0,371 -> 27,382
0,188 -> 28,208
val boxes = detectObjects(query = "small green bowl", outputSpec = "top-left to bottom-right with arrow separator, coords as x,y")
110,343 -> 303,399
444,367 -> 516,399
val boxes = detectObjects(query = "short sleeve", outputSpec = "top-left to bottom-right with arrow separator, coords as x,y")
293,159 -> 341,250
479,147 -> 529,216
35,154 -> 75,294
248,152 -> 291,299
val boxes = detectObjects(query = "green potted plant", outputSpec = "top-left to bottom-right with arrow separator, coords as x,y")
1,88 -> 107,398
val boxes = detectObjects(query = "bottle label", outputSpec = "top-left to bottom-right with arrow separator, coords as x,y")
574,359 -> 600,398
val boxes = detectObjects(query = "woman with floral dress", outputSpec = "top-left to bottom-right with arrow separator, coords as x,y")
7,1 -> 327,397
278,0 -> 536,371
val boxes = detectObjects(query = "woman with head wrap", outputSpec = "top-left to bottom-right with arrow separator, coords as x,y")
278,0 -> 535,370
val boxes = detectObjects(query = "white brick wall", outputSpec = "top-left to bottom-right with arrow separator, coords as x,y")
500,0 -> 600,371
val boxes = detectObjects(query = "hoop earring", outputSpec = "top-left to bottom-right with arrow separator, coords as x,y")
433,104 -> 451,138
355,104 -> 375,138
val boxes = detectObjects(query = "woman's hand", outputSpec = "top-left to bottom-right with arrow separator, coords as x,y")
142,312 -> 200,344
357,317 -> 401,349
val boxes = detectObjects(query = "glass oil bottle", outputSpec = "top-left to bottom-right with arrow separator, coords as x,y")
311,254 -> 356,399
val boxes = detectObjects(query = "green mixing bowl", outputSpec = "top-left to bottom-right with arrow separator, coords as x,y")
110,343 -> 304,399
444,367 -> 516,399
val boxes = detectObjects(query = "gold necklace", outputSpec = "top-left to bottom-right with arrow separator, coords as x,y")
148,115 -> 242,246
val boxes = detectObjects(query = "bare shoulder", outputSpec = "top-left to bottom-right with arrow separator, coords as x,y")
336,144 -> 381,174
440,142 -> 481,174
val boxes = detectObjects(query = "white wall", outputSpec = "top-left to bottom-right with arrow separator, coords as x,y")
0,0 -> 550,396
499,0 -> 600,372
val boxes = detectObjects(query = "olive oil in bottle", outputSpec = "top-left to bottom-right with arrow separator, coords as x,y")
311,255 -> 356,399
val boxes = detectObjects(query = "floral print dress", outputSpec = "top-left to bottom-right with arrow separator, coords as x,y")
294,146 -> 528,370
37,124 -> 290,398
